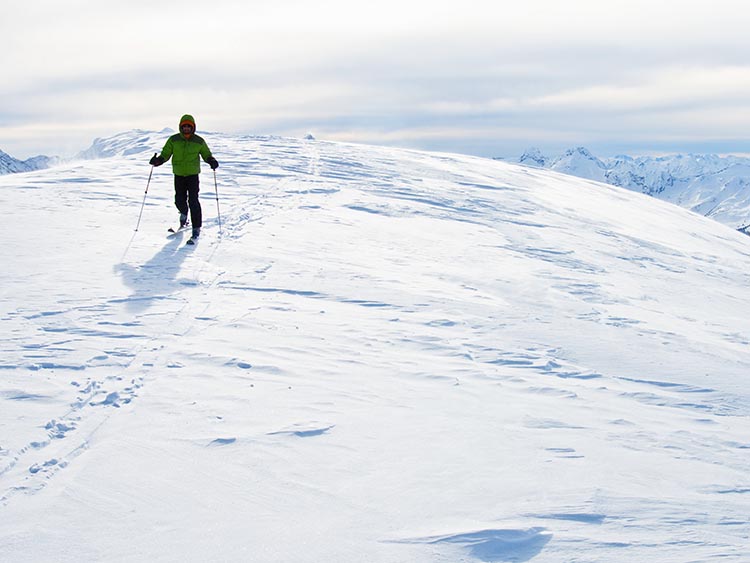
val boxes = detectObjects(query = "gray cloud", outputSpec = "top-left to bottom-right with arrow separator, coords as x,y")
3,0 -> 750,158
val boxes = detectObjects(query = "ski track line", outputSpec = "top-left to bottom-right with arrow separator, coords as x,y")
0,355 -> 148,505
0,237 -> 229,507
218,142 -> 341,245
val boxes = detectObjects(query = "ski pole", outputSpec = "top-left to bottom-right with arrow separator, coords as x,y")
135,157 -> 156,231
213,168 -> 222,233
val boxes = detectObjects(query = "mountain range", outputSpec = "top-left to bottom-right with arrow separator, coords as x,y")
0,149 -> 56,175
512,147 -> 750,233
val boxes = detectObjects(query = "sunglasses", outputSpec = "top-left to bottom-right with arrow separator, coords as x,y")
180,124 -> 194,130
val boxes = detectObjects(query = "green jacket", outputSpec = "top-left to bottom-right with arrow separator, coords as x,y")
159,117 -> 213,176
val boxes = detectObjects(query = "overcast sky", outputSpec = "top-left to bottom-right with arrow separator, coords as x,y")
3,0 -> 750,159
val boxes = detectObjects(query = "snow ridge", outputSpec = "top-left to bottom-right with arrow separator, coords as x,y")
75,128 -> 174,159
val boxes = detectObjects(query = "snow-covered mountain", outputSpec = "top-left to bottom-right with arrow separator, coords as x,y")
0,149 -> 55,175
1,131 -> 749,562
515,147 -> 750,232
75,128 -> 174,159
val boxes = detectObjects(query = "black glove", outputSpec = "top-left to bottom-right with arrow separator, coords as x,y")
149,153 -> 165,166
207,157 -> 219,170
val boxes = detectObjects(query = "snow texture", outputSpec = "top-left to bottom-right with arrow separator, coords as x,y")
1,131 -> 749,562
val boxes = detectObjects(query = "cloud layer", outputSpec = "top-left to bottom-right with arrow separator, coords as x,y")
3,0 -> 750,158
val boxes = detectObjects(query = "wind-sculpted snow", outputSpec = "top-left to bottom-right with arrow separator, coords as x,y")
75,128 -> 174,159
1,133 -> 749,562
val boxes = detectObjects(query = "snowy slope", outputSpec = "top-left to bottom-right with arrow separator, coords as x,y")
1,132 -> 749,563
517,147 -> 750,231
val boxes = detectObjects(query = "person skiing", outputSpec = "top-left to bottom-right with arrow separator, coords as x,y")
150,114 -> 218,240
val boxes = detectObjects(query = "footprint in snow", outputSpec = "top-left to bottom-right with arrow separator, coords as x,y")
45,419 -> 77,439
29,458 -> 66,475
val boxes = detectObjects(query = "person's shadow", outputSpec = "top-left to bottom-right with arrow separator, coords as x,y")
114,234 -> 190,314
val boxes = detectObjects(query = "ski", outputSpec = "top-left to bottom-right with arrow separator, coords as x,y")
186,237 -> 197,246
168,224 -> 189,236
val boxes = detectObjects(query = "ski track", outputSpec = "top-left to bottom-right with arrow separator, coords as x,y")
0,277 -> 208,503
1,133 -> 749,561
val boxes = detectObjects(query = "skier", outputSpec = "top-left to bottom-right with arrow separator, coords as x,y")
150,114 -> 219,241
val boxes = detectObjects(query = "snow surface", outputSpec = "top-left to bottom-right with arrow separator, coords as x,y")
1,131 -> 749,562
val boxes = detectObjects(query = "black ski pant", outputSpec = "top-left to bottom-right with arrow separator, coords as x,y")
174,174 -> 202,229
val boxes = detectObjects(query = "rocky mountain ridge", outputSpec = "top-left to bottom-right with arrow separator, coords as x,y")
0,150 -> 56,175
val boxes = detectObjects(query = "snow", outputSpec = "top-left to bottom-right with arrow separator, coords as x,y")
0,149 -> 54,175
1,131 -> 749,562
513,147 -> 750,230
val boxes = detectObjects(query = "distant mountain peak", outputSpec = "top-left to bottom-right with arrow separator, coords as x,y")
0,148 -> 55,175
514,147 -> 750,230
554,146 -> 604,165
563,146 -> 596,158
518,147 -> 548,167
